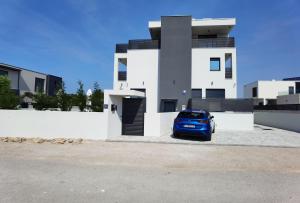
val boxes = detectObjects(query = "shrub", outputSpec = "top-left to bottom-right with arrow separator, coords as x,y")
91,82 -> 104,112
0,76 -> 20,109
76,80 -> 86,112
33,91 -> 57,110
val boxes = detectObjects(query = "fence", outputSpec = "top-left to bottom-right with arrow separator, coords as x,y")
254,104 -> 300,111
188,98 -> 253,112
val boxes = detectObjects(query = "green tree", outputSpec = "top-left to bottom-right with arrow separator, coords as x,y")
56,81 -> 72,111
33,91 -> 57,110
76,80 -> 86,112
90,82 -> 104,112
0,76 -> 20,109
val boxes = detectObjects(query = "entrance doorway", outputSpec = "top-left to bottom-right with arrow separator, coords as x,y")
122,98 -> 146,136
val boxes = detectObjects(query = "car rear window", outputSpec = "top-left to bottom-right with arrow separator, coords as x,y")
177,112 -> 207,119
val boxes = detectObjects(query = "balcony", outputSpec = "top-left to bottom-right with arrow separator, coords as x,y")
116,44 -> 128,53
225,68 -> 232,79
192,37 -> 235,48
118,71 -> 127,81
128,39 -> 160,50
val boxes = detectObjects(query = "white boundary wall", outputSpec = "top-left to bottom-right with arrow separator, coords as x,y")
0,110 -> 107,140
254,111 -> 300,133
145,112 -> 253,137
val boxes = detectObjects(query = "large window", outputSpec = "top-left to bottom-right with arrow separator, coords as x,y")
210,58 -> 220,71
192,89 -> 202,99
225,53 -> 232,78
0,70 -> 8,76
160,99 -> 177,112
289,86 -> 294,95
252,87 -> 258,97
206,89 -> 225,98
35,78 -> 45,92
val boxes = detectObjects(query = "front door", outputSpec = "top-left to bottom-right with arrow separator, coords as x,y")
122,98 -> 146,136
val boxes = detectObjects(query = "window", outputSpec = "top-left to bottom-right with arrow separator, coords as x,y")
252,87 -> 257,97
288,86 -> 294,95
0,70 -> 8,76
225,53 -> 232,79
192,89 -> 202,98
206,89 -> 225,98
160,99 -> 177,112
118,58 -> 127,81
35,78 -> 45,92
210,58 -> 220,71
177,112 -> 207,119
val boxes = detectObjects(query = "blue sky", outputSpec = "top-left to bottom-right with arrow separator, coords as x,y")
1,0 -> 300,97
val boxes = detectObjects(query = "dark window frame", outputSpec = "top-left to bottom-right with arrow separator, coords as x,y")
206,89 -> 225,98
252,87 -> 258,97
191,89 -> 202,99
210,57 -> 221,71
35,77 -> 45,92
160,99 -> 177,112
288,86 -> 294,95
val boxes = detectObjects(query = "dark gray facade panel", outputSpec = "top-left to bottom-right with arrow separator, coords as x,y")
158,16 -> 192,111
46,75 -> 62,96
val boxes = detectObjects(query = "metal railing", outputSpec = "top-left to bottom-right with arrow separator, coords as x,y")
118,71 -> 127,81
115,44 -> 128,53
254,104 -> 300,111
192,37 -> 235,48
188,98 -> 253,112
128,39 -> 160,50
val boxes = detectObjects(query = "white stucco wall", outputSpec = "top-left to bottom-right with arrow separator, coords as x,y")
145,111 -> 253,137
192,48 -> 237,98
0,110 -> 108,140
104,93 -> 123,137
254,111 -> 300,133
113,53 -> 128,90
127,49 -> 159,113
244,80 -> 296,104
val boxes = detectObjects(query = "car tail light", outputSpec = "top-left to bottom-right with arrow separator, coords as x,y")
197,119 -> 209,124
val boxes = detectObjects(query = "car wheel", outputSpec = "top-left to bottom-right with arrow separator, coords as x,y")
203,133 -> 212,141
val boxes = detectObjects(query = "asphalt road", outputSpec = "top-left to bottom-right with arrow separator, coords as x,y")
0,141 -> 300,203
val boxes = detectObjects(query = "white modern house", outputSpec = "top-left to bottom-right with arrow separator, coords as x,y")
104,15 -> 252,137
244,77 -> 300,105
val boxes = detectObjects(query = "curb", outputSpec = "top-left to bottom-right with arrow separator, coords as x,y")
105,139 -> 300,148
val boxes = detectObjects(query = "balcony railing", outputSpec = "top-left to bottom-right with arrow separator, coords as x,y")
116,44 -> 128,53
128,39 -> 160,50
192,37 -> 235,48
118,71 -> 127,81
225,68 -> 232,79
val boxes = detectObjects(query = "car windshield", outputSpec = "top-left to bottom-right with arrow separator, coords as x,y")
177,112 -> 207,119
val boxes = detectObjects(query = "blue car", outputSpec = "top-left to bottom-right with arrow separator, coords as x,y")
172,109 -> 215,141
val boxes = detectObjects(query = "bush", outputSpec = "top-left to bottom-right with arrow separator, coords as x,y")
91,82 -> 104,112
56,81 -> 72,111
76,81 -> 86,112
0,76 -> 20,109
33,91 -> 57,110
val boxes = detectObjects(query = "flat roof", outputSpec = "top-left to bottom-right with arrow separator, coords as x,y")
149,18 -> 236,28
0,63 -> 49,76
